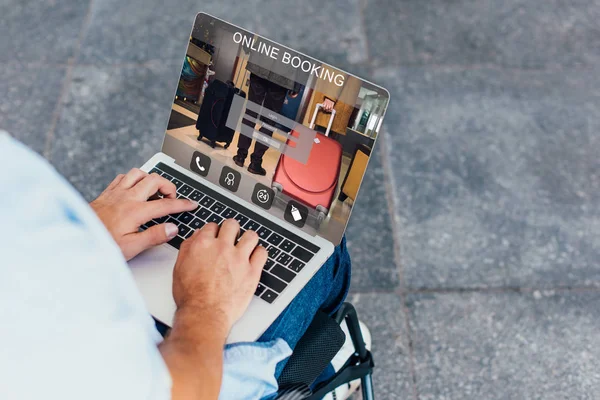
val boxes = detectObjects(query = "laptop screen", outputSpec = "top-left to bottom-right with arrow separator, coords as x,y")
162,13 -> 390,245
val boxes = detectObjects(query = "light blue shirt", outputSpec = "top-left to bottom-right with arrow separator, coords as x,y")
0,132 -> 290,400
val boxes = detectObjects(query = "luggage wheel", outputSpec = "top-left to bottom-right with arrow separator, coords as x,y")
197,131 -> 202,141
210,140 -> 216,148
272,182 -> 283,195
224,142 -> 230,149
316,205 -> 328,225
317,211 -> 326,224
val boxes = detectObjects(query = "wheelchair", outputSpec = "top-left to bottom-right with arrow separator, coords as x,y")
154,302 -> 375,400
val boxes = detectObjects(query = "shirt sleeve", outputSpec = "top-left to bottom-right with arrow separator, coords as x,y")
0,133 -> 172,400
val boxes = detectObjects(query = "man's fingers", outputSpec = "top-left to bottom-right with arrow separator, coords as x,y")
121,223 -> 179,261
198,222 -> 219,238
107,174 -> 125,190
119,168 -> 148,189
236,230 -> 259,256
133,173 -> 178,200
136,198 -> 197,223
249,246 -> 268,276
218,219 -> 240,245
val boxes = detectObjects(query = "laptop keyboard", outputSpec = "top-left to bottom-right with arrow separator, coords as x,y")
140,163 -> 319,304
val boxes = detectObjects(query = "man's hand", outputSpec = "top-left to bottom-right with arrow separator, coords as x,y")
322,98 -> 335,112
90,168 -> 198,261
159,220 -> 267,400
173,219 -> 267,332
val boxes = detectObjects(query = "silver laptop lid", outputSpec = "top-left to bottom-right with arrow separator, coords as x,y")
162,12 -> 390,245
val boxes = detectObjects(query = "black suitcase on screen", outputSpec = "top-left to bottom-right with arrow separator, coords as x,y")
196,80 -> 246,148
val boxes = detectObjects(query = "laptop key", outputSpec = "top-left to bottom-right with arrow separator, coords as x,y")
207,214 -> 223,225
189,190 -> 204,202
291,246 -> 314,263
256,226 -> 272,240
195,207 -> 211,220
171,178 -> 184,189
259,239 -> 269,248
279,239 -> 295,253
210,201 -> 226,214
255,283 -> 266,297
264,259 -> 275,271
200,196 -> 215,208
189,218 -> 204,230
177,212 -> 194,225
184,230 -> 194,239
289,259 -> 305,273
166,217 -> 179,226
276,253 -> 292,266
146,220 -> 157,228
155,215 -> 168,224
221,207 -> 237,219
178,225 -> 191,237
168,235 -> 184,250
260,272 -> 287,293
244,220 -> 261,232
267,246 -> 281,259
149,167 -> 162,175
179,184 -> 193,196
266,232 -> 283,246
261,290 -> 278,304
271,264 -> 296,283
234,214 -> 249,226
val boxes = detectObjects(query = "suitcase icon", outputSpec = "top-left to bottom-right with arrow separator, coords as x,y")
272,103 -> 342,225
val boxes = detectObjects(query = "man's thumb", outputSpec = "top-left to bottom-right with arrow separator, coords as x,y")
123,223 -> 179,260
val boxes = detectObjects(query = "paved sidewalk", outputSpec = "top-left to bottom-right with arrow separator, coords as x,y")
1,0 -> 599,398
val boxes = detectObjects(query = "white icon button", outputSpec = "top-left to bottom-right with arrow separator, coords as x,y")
225,172 -> 235,186
257,189 -> 270,204
290,205 -> 302,222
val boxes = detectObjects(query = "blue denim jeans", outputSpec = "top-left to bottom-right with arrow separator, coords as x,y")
259,236 -> 352,379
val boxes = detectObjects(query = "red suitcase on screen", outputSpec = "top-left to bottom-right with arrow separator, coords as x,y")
272,103 -> 342,224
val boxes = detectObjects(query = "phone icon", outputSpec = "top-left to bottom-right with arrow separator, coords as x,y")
195,156 -> 206,172
190,151 -> 211,177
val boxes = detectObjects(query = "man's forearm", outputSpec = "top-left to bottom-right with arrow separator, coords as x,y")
159,306 -> 229,400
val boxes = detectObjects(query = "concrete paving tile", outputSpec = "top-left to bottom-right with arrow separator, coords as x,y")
346,143 -> 400,291
378,65 -> 600,289
49,62 -> 180,200
349,292 -> 414,399
78,0 -> 259,64
0,0 -> 89,64
407,291 -> 600,399
363,0 -> 600,69
0,65 -> 66,154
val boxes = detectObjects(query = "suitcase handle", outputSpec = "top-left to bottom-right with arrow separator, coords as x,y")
310,103 -> 336,137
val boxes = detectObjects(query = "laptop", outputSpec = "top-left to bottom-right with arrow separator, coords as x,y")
129,12 -> 390,343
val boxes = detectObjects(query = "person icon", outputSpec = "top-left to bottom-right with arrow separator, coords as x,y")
225,172 -> 235,186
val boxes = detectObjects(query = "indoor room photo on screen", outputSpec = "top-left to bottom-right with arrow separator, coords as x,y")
162,14 -> 389,244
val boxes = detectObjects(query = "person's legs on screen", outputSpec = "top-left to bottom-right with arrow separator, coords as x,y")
247,80 -> 288,176
236,73 -> 268,164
